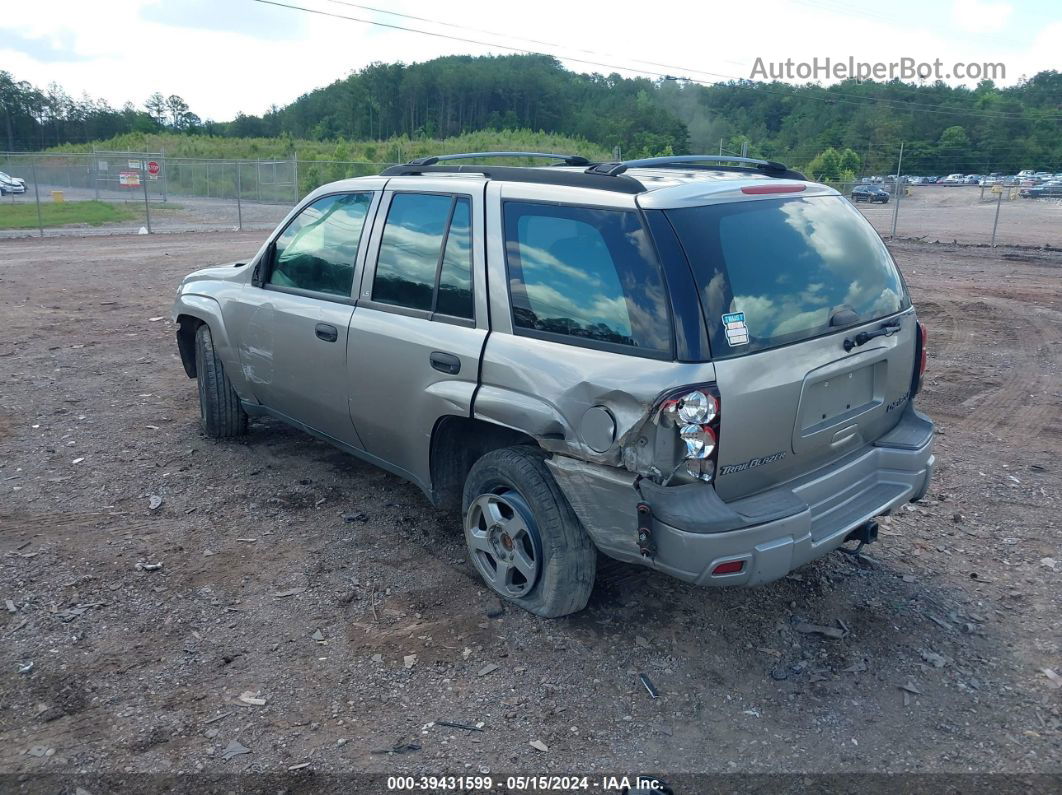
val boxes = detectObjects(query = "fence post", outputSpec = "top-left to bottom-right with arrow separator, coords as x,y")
32,160 -> 43,238
990,186 -> 1003,247
92,146 -> 99,200
256,159 -> 261,203
236,161 -> 243,231
293,152 -> 299,202
890,141 -> 904,238
160,147 -> 168,202
141,160 -> 152,233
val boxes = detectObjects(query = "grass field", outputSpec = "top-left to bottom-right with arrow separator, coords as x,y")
0,200 -> 144,229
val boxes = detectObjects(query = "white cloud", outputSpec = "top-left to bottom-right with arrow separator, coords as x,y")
951,0 -> 1014,34
0,0 -> 1049,122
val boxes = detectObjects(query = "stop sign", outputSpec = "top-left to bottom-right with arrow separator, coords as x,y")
147,161 -> 160,175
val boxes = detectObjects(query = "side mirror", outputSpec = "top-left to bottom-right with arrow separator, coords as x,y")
252,243 -> 274,287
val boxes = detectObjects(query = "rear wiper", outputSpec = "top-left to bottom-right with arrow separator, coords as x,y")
844,321 -> 902,352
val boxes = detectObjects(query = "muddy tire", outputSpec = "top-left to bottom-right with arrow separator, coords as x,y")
194,324 -> 248,438
462,446 -> 596,618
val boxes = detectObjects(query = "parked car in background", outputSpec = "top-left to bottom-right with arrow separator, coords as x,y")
1020,180 -> 1062,198
851,184 -> 890,203
963,175 -> 981,184
941,174 -> 965,185
925,176 -> 939,184
1017,170 -> 1035,179
0,171 -> 26,195
171,151 -> 933,617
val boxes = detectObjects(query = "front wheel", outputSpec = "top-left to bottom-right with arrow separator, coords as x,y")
462,447 -> 596,618
194,324 -> 248,438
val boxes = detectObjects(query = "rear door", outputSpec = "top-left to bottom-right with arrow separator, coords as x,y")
345,178 -> 489,489
662,193 -> 917,500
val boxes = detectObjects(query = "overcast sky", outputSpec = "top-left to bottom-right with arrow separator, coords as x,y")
2,0 -> 1059,121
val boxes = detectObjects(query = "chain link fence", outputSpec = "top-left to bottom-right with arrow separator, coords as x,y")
0,151 -> 391,237
1,151 -> 1059,247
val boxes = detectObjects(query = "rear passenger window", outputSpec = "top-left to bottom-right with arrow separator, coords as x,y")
503,202 -> 671,354
372,193 -> 474,319
436,198 -> 473,319
269,193 -> 372,297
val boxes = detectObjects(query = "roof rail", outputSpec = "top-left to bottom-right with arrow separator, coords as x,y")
407,151 -> 591,167
587,155 -> 801,178
379,164 -> 644,194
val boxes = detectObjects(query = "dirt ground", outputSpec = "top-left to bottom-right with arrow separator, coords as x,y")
0,232 -> 1059,790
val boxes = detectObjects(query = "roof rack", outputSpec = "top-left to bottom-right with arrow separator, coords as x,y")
407,151 -> 591,167
587,155 -> 804,179
379,164 -> 644,194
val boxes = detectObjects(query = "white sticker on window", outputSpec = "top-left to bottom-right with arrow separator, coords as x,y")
722,312 -> 750,346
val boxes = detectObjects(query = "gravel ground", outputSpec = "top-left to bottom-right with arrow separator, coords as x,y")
0,232 -> 1059,792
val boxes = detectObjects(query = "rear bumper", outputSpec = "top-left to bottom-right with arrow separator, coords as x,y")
549,405 -> 934,588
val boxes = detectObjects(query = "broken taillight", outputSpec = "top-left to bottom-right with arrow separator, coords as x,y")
657,386 -> 721,483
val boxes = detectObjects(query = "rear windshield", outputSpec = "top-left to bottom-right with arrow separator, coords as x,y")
665,196 -> 909,357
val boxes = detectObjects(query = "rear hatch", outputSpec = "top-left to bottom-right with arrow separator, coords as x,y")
663,194 -> 917,501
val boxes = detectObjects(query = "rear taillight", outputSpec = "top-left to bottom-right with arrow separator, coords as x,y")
918,322 -> 928,377
657,386 -> 721,482
913,320 -> 928,396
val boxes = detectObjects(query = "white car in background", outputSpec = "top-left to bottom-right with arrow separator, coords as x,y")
941,173 -> 965,185
0,171 -> 26,195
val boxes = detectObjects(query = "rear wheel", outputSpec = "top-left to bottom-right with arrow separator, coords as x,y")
194,324 -> 248,438
462,446 -> 596,618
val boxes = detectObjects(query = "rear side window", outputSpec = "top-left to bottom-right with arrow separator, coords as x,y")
269,193 -> 372,297
372,193 -> 474,319
503,202 -> 671,355
666,196 -> 909,357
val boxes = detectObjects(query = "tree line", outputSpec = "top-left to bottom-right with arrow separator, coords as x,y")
3,54 -> 1059,175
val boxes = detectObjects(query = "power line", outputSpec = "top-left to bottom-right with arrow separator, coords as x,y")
251,0 -> 1058,121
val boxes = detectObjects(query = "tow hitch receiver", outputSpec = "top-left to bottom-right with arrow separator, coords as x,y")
845,519 -> 879,547
636,502 -> 655,558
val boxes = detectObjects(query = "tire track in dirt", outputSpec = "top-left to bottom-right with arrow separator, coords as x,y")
953,296 -> 1060,446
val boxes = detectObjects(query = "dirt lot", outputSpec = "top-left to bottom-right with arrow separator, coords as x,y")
0,232 -> 1059,790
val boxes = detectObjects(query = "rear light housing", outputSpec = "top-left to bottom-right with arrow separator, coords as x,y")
912,320 -> 928,396
656,385 -> 721,483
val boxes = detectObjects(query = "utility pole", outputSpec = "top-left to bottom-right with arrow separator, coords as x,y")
890,141 -> 904,238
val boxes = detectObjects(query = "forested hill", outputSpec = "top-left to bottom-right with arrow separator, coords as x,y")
251,54 -> 1059,173
5,54 -> 1060,174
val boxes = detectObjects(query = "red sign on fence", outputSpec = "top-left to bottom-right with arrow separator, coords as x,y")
147,161 -> 160,175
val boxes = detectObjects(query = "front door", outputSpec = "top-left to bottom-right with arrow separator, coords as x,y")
235,189 -> 379,447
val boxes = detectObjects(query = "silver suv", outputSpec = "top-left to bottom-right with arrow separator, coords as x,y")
173,153 -> 934,617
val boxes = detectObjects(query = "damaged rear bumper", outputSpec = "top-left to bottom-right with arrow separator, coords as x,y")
548,405 -> 934,588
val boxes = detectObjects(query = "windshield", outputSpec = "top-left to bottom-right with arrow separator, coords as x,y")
665,195 -> 909,357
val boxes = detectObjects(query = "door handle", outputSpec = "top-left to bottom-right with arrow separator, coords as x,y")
430,351 -> 461,375
315,323 -> 338,342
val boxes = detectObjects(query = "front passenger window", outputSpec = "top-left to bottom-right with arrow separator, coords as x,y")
268,193 -> 372,297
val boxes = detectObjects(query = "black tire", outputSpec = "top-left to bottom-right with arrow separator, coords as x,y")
194,324 -> 248,438
462,446 -> 596,618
